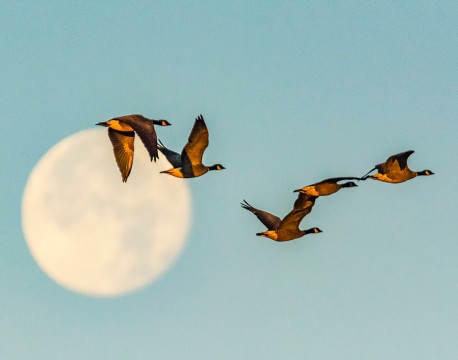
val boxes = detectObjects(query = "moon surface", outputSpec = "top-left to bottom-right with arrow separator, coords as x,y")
22,129 -> 191,297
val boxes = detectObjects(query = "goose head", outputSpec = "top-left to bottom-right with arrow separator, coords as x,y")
341,181 -> 358,188
418,170 -> 434,176
209,164 -> 225,171
153,119 -> 172,126
305,227 -> 323,234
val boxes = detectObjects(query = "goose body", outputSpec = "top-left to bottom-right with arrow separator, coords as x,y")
158,114 -> 225,178
361,150 -> 434,183
241,200 -> 321,242
96,114 -> 171,182
294,176 -> 361,197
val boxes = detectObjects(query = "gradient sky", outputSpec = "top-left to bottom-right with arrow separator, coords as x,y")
2,1 -> 458,359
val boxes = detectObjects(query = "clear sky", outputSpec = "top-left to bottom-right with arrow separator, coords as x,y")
2,1 -> 458,359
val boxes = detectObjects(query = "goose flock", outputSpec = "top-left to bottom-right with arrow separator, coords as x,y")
97,114 -> 434,242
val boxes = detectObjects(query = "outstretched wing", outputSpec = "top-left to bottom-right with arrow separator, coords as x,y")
317,176 -> 363,184
386,150 -> 414,171
377,150 -> 414,173
293,193 -> 317,211
157,139 -> 182,168
278,206 -> 314,231
115,114 -> 159,162
181,114 -> 209,167
108,128 -> 135,182
241,200 -> 281,230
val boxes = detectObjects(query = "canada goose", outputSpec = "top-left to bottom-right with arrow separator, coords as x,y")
241,199 -> 322,242
361,150 -> 434,183
96,114 -> 171,182
158,114 -> 225,178
294,177 -> 361,197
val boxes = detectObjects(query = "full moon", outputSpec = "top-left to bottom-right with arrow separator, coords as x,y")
22,129 -> 191,297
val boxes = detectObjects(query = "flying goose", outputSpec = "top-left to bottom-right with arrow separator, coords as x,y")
361,150 -> 434,183
96,114 -> 171,182
158,114 -> 225,178
294,176 -> 361,197
241,199 -> 322,242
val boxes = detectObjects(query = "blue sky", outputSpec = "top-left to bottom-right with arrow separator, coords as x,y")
1,1 -> 458,359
